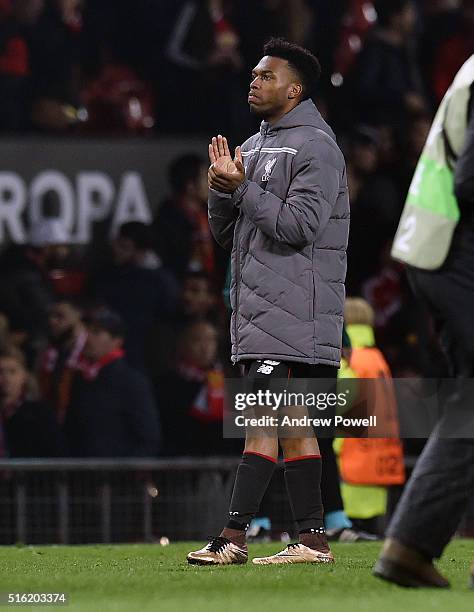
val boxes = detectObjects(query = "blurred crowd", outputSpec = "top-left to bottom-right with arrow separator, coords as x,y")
0,200 -> 237,458
0,0 -> 472,458
0,0 -> 472,135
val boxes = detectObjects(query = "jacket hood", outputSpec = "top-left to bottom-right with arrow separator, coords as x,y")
260,99 -> 336,141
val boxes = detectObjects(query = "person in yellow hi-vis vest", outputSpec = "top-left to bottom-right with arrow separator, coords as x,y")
336,298 -> 405,533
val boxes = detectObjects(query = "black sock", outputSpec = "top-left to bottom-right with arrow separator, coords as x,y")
319,437 -> 344,513
227,452 -> 276,530
284,455 -> 324,532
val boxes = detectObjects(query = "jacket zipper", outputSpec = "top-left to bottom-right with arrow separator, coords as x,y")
234,218 -> 242,359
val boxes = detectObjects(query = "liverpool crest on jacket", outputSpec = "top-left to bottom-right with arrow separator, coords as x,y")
262,158 -> 277,182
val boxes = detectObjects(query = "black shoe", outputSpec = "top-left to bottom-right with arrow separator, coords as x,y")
373,539 -> 450,589
326,527 -> 380,542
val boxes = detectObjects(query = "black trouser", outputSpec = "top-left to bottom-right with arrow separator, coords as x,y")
319,437 -> 344,513
387,267 -> 474,560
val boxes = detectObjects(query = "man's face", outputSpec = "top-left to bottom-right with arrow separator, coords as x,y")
185,165 -> 208,202
248,56 -> 300,120
352,142 -> 378,175
42,244 -> 71,267
14,0 -> 45,26
55,0 -> 82,19
49,303 -> 81,340
112,236 -> 136,266
183,323 -> 218,370
182,278 -> 214,317
84,326 -> 122,361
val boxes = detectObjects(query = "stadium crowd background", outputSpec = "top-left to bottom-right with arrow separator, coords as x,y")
0,0 -> 473,461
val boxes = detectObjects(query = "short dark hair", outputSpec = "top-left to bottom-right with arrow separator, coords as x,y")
118,221 -> 153,250
263,38 -> 321,100
168,154 -> 205,194
375,0 -> 412,27
84,307 -> 126,339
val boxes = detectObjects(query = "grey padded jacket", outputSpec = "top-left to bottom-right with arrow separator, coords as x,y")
208,99 -> 350,366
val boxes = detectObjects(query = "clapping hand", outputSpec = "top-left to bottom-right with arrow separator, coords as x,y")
208,135 -> 246,194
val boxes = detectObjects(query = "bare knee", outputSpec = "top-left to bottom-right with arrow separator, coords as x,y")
280,436 -> 320,459
244,436 -> 278,459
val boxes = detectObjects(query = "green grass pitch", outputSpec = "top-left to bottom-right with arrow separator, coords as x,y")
0,541 -> 472,611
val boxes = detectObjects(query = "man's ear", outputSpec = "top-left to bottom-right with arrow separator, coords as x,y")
288,83 -> 303,100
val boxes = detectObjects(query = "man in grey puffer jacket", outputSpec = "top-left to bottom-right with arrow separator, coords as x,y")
187,38 -> 349,567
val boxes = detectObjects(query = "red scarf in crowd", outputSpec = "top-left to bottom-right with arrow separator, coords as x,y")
39,331 -> 88,424
176,196 -> 215,277
78,348 -> 125,381
176,361 -> 225,423
40,330 -> 88,374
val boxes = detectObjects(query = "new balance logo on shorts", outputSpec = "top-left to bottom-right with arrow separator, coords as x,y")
256,360 -> 281,375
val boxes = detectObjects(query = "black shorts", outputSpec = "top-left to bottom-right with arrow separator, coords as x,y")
240,359 -> 338,400
238,360 -> 338,437
240,360 -> 338,380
